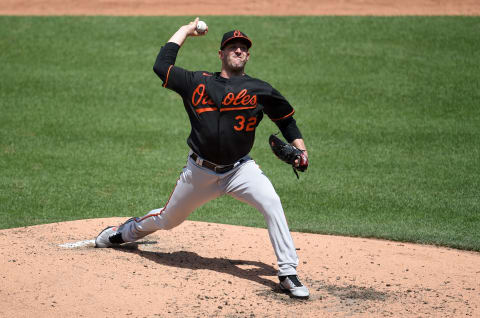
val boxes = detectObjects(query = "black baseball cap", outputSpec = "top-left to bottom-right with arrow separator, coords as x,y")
220,30 -> 252,50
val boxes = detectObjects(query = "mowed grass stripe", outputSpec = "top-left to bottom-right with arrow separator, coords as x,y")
1,16 -> 479,250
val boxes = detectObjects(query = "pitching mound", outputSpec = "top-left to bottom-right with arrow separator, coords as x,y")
1,218 -> 479,317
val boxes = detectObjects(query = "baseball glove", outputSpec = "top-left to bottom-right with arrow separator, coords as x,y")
269,134 -> 308,179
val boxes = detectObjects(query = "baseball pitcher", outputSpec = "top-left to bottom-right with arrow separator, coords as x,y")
95,18 -> 310,299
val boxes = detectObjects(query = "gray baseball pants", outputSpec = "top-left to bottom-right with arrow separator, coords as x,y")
119,152 -> 299,276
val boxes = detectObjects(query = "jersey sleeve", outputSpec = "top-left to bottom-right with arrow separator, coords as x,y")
162,65 -> 196,96
153,42 -> 195,96
262,87 -> 295,122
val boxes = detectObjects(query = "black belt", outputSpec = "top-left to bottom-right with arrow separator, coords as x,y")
190,153 -> 243,173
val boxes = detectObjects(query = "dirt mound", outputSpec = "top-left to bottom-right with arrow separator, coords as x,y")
1,218 -> 479,317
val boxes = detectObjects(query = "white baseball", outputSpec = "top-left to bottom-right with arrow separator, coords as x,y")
196,20 -> 207,33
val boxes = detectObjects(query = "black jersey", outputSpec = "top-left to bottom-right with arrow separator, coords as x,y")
154,43 -> 297,165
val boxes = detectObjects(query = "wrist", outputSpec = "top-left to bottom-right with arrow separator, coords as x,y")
181,25 -> 194,36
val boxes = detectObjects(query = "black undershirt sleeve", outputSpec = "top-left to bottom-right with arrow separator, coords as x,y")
275,116 -> 303,143
153,42 -> 181,81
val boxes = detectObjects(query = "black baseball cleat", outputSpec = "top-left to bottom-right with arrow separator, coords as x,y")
94,226 -> 125,248
279,275 -> 310,299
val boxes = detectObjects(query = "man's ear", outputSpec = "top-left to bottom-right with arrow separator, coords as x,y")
218,50 -> 224,60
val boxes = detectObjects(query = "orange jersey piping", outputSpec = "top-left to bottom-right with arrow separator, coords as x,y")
162,65 -> 174,88
270,109 -> 295,122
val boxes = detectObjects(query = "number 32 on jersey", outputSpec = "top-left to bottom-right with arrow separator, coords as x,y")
234,115 -> 257,132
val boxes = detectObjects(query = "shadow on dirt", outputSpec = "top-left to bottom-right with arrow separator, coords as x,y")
112,242 -> 280,291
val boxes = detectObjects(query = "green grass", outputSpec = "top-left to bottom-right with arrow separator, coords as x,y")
1,16 -> 479,250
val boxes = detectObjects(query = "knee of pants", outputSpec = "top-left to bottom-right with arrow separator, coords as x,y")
133,211 -> 183,232
158,213 -> 186,230
254,192 -> 283,215
161,219 -> 181,230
